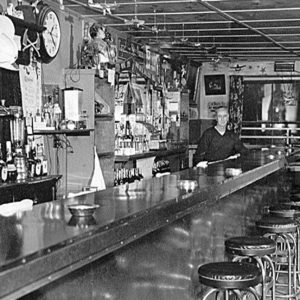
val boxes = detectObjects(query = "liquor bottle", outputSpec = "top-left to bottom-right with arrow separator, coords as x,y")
79,110 -> 88,129
53,103 -> 62,130
137,168 -> 144,180
43,96 -> 54,128
6,141 -> 17,182
0,144 -> 6,183
25,111 -> 33,135
125,121 -> 132,139
35,158 -> 42,177
25,144 -> 35,178
119,168 -> 124,185
123,169 -> 128,184
116,169 -> 121,186
124,120 -> 133,140
152,162 -> 158,177
114,169 -> 118,186
35,109 -> 42,123
41,144 -> 48,176
0,144 -> 4,167
132,168 -> 139,181
14,142 -> 26,180
34,144 -> 42,177
128,168 -> 134,183
143,135 -> 149,152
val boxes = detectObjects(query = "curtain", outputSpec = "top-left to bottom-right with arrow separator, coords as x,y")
228,75 -> 244,135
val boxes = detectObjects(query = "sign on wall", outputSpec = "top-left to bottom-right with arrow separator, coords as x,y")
204,74 -> 226,95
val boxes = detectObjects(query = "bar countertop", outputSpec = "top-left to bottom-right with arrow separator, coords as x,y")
0,149 -> 287,299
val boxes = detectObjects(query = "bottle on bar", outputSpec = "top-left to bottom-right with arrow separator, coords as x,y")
14,142 -> 27,180
137,168 -> 143,180
6,141 -> 17,182
25,144 -> 35,178
128,168 -> 134,183
40,144 -> 48,176
34,144 -> 42,177
123,169 -> 128,184
0,143 -> 7,183
114,169 -> 118,186
119,168 -> 124,185
36,144 -> 48,176
124,120 -> 134,154
0,144 -> 4,167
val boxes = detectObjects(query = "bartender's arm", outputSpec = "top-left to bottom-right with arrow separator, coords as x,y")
193,131 -> 210,166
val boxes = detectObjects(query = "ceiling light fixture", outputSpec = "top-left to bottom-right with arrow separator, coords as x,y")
88,0 -> 119,15
151,9 -> 158,34
124,0 -> 145,28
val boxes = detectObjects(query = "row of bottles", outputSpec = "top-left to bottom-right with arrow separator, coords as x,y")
25,143 -> 48,178
152,160 -> 171,177
24,91 -> 88,132
0,141 -> 48,183
115,120 -> 150,155
114,168 -> 143,186
25,97 -> 63,131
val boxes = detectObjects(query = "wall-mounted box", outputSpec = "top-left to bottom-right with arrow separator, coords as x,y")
63,87 -> 83,122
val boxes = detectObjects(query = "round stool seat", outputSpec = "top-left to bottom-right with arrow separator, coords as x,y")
291,202 -> 300,210
225,236 -> 276,256
268,205 -> 300,218
256,216 -> 298,233
198,261 -> 262,290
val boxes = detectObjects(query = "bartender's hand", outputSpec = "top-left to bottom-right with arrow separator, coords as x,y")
227,153 -> 240,160
196,161 -> 208,168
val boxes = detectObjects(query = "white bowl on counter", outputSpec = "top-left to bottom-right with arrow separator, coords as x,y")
225,168 -> 242,177
68,204 -> 100,218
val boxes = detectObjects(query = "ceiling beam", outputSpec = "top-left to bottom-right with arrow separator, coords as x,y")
114,7 -> 300,17
197,0 -> 300,57
106,18 -> 300,27
123,26 -> 300,34
135,34 -> 300,39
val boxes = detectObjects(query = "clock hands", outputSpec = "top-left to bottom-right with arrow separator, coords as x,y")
48,26 -> 57,48
50,33 -> 56,48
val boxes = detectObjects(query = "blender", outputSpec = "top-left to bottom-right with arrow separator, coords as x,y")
10,112 -> 27,180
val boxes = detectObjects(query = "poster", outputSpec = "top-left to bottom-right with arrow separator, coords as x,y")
19,63 -> 42,115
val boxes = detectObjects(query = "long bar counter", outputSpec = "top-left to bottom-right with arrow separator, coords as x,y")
0,150 -> 288,299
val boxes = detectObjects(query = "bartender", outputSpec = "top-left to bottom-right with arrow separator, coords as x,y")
193,106 -> 248,167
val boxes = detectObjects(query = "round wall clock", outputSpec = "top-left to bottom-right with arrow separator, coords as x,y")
37,4 -> 61,63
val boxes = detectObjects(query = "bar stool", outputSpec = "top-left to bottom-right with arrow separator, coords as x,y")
268,205 -> 300,219
256,216 -> 300,299
290,202 -> 300,211
197,261 -> 262,299
225,236 -> 276,300
268,204 -> 300,292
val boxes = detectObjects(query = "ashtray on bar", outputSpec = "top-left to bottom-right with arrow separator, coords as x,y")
225,168 -> 242,177
68,216 -> 97,228
177,180 -> 198,191
68,204 -> 100,217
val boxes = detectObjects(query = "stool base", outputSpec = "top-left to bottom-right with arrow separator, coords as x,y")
198,286 -> 260,300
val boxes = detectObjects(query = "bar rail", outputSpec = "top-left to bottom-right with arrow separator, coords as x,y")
241,121 -> 300,146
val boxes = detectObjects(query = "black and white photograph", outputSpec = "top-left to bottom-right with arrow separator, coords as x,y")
0,0 -> 299,299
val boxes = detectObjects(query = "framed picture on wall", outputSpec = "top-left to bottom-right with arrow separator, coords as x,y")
204,74 -> 226,95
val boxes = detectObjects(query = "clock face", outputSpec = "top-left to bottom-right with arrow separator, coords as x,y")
42,10 -> 61,58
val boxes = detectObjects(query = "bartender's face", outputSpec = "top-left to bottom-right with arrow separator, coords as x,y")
216,108 -> 229,127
